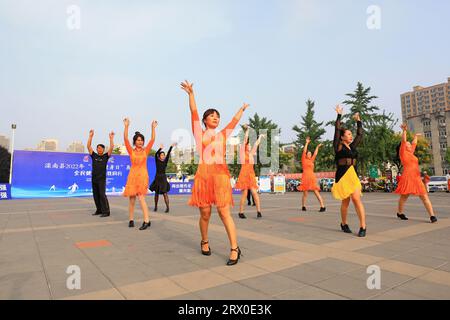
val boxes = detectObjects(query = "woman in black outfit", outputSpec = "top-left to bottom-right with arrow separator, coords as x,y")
150,143 -> 176,213
331,105 -> 367,237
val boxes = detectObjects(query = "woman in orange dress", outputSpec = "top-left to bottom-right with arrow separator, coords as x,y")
180,80 -> 248,266
123,118 -> 157,230
395,124 -> 437,223
298,137 -> 326,212
236,124 -> 264,219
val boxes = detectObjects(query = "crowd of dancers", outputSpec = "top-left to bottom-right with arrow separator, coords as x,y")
86,80 -> 439,266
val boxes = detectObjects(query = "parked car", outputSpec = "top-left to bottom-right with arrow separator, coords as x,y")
427,176 -> 448,192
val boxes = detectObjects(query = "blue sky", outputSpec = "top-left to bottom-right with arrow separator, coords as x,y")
1,0 -> 449,150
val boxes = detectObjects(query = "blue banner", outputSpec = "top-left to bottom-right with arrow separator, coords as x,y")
0,183 -> 11,200
11,150 -> 156,199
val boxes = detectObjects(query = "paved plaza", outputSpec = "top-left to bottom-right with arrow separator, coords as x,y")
1,192 -> 450,300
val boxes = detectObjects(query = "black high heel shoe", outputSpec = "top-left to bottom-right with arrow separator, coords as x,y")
201,240 -> 211,256
139,221 -> 151,230
238,213 -> 247,219
430,216 -> 438,223
128,220 -> 134,228
226,247 -> 242,266
319,207 -> 326,212
397,213 -> 409,220
165,208 -> 169,213
358,227 -> 367,237
257,212 -> 262,219
153,207 -> 158,212
340,223 -> 352,234
302,206 -> 307,211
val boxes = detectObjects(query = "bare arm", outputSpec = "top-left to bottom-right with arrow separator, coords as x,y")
181,80 -> 202,138
123,118 -> 133,155
303,137 -> 310,155
412,133 -> 421,153
87,130 -> 94,155
145,121 -> 157,155
107,131 -> 115,157
221,103 -> 249,138
312,143 -> 323,161
400,123 -> 408,143
250,134 -> 265,155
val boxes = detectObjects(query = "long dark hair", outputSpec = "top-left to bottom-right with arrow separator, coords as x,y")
133,131 -> 145,145
202,109 -> 220,127
339,128 -> 349,141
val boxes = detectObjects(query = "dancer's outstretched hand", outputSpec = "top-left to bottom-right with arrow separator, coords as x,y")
123,118 -> 130,127
306,136 -> 311,144
89,129 -> 94,137
335,105 -> 343,114
109,131 -> 115,139
159,144 -> 164,149
353,113 -> 361,122
400,123 -> 407,131
152,120 -> 158,128
241,103 -> 250,111
171,142 -> 178,147
318,143 -> 323,148
181,80 -> 194,95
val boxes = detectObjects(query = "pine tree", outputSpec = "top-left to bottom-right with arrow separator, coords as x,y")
0,146 -> 11,183
293,99 -> 326,157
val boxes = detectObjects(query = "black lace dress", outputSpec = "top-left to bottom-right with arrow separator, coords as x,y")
149,147 -> 172,194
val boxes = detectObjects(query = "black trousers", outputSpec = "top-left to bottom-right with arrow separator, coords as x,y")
92,179 -> 110,214
247,189 -> 255,205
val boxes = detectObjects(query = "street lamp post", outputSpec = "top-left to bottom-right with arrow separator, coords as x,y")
9,124 -> 16,184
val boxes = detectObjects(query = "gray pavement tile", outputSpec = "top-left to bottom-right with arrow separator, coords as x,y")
370,289 -> 429,300
194,282 -> 272,300
273,285 -> 348,300
343,267 -> 413,289
238,273 -> 306,296
49,273 -> 116,300
276,264 -> 338,285
314,274 -> 384,300
0,271 -> 50,300
306,258 -> 362,274
390,251 -> 448,269
395,279 -> 450,300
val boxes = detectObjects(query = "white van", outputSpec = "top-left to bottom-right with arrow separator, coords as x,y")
427,176 -> 448,192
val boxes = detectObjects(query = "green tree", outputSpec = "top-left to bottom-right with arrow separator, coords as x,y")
180,158 -> 198,176
341,82 -> 384,128
315,140 -> 336,172
246,113 -> 280,176
0,146 -> 11,183
112,147 -> 122,154
292,99 -> 326,158
328,82 -> 399,175
279,151 -> 294,173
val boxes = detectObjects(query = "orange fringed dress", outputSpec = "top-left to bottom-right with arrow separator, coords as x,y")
188,109 -> 239,208
123,138 -> 154,197
395,140 -> 426,196
297,151 -> 320,191
235,145 -> 258,190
